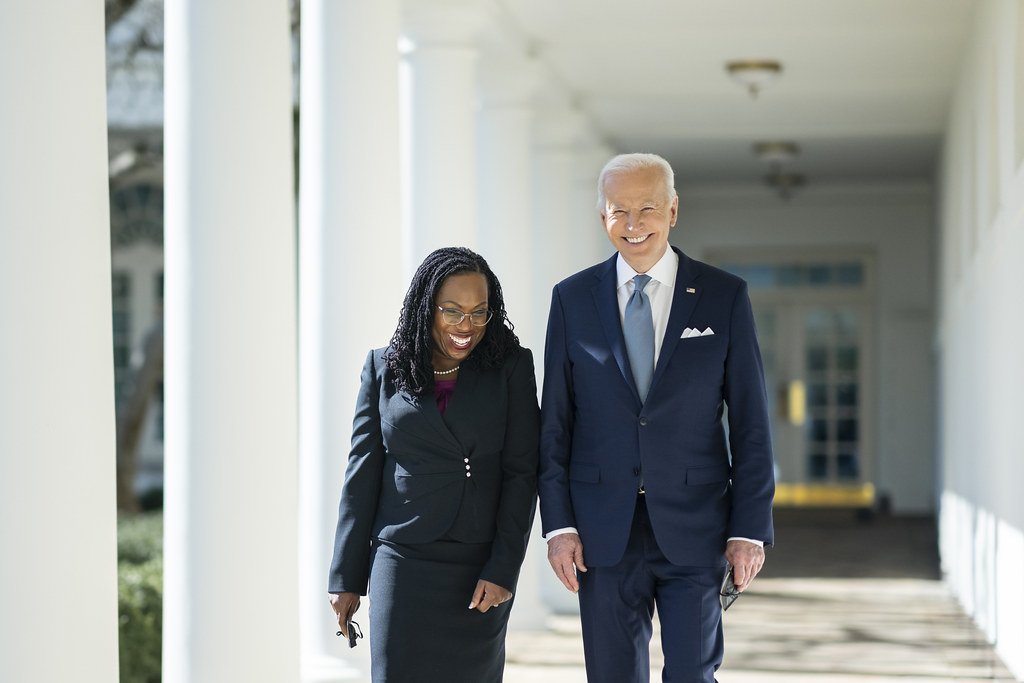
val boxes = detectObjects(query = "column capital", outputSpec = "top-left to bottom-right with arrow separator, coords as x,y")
402,0 -> 487,48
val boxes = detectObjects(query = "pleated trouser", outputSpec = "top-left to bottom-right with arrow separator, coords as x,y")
367,538 -> 511,682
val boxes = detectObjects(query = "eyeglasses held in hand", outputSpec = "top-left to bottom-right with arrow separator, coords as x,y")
720,568 -> 740,611
436,306 -> 492,326
336,620 -> 363,648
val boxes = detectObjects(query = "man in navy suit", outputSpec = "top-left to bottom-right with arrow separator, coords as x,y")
539,153 -> 775,682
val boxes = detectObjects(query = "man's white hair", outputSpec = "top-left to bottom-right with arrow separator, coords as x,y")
596,153 -> 677,211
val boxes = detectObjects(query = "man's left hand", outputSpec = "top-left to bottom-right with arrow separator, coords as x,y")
725,539 -> 765,591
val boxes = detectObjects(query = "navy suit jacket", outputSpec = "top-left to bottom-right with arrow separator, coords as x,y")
539,247 -> 774,568
329,347 -> 540,594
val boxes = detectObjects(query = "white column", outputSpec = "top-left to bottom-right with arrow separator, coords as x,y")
531,107 -> 589,353
164,3 -> 299,682
530,107 -> 596,616
532,146 -> 577,283
477,57 -> 542,352
0,4 -> 119,681
401,0 -> 485,267
298,1 -> 403,681
477,54 -> 550,630
574,142 -> 616,269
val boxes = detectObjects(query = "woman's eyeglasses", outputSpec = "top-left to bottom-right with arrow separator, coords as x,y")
436,306 -> 492,326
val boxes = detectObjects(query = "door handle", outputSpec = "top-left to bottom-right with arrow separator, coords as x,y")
785,380 -> 806,426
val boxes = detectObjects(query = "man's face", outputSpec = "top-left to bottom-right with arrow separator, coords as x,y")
600,167 -> 678,273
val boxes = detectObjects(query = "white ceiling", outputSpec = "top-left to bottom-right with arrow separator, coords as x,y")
492,0 -> 977,183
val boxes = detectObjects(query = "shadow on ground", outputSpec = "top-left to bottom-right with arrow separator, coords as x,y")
506,509 -> 1018,683
760,507 -> 940,580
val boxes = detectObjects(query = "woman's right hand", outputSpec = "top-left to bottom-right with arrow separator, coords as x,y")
329,592 -> 361,637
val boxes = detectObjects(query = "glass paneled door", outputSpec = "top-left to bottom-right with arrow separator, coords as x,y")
755,304 -> 873,505
716,255 -> 875,508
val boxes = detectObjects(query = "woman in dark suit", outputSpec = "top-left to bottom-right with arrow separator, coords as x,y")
328,247 -> 540,682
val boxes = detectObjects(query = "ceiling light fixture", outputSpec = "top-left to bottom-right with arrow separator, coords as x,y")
764,171 -> 806,201
753,141 -> 800,165
726,60 -> 783,98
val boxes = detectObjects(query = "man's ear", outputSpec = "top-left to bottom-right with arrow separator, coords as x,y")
669,196 -> 679,227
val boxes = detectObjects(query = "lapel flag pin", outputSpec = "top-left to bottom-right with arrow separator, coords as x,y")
686,287 -> 696,294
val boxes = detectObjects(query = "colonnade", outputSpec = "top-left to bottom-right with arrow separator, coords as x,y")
0,1 -> 612,681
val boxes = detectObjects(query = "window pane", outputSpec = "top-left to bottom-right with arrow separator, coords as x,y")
837,453 -> 859,480
836,310 -> 860,337
808,384 -> 829,407
806,347 -> 828,372
837,419 -> 858,441
779,265 -> 804,286
836,346 -> 858,371
808,453 -> 829,480
836,263 -> 864,286
712,261 -> 865,290
807,265 -> 831,285
837,383 -> 858,406
804,309 -> 832,336
112,273 -> 130,298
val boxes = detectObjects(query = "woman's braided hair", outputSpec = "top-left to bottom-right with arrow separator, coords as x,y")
384,247 -> 520,396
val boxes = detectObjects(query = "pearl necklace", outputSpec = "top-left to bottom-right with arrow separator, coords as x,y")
433,365 -> 460,376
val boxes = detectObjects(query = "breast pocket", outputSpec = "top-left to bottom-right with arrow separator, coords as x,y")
671,333 -> 728,377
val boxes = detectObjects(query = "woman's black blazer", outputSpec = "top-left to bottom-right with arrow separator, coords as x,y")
328,346 -> 540,595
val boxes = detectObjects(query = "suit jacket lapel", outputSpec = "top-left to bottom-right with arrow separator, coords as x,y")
651,248 -> 703,391
591,254 -> 641,403
393,386 -> 463,454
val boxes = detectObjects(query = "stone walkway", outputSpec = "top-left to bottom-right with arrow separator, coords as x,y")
505,511 -> 1018,682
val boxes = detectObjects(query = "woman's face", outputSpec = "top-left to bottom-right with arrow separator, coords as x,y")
431,272 -> 490,372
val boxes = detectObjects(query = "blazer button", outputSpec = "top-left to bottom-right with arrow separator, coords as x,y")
465,464 -> 471,470
633,467 -> 640,476
639,417 -> 648,426
466,472 -> 472,478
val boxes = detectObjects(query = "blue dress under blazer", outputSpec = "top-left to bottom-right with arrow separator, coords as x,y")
539,247 -> 775,682
329,346 -> 540,682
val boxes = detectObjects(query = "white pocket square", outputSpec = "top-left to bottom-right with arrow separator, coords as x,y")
682,327 -> 714,338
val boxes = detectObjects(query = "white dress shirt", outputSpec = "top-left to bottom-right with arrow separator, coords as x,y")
546,246 -> 762,548
615,247 -> 677,365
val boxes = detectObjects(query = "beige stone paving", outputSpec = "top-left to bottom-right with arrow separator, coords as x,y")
505,511 -> 1018,682
348,513 -> 1018,682
505,576 -> 1017,682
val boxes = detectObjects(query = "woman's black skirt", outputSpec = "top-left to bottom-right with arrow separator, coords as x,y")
367,538 -> 511,682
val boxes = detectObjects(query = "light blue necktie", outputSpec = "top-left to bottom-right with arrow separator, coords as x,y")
624,274 -> 655,403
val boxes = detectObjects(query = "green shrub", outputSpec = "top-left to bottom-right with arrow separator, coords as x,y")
118,513 -> 162,683
118,512 -> 163,565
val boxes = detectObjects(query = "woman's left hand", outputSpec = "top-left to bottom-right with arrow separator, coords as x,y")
468,579 -> 512,613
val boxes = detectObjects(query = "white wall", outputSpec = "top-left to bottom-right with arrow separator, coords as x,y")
675,181 -> 936,513
936,1 -> 1024,679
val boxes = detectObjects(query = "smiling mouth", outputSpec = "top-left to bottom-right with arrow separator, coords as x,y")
624,234 -> 650,244
448,333 -> 472,350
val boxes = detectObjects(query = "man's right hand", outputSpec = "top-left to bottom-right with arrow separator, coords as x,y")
547,533 -> 587,593
328,592 -> 360,637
